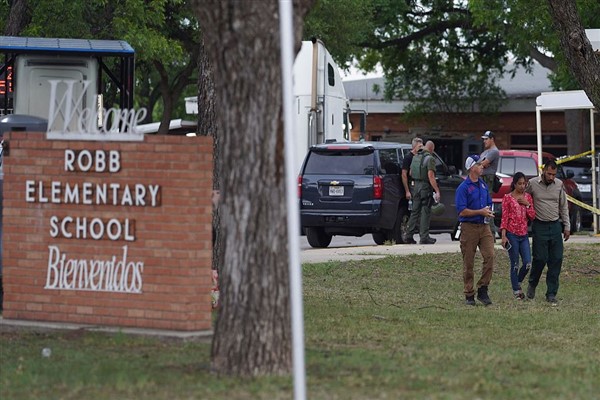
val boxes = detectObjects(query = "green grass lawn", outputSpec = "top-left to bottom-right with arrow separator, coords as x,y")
1,243 -> 599,399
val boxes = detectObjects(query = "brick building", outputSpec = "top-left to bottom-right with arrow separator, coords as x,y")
343,63 -> 599,172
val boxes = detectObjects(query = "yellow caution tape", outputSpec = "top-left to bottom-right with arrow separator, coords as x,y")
555,150 -> 595,165
567,194 -> 600,215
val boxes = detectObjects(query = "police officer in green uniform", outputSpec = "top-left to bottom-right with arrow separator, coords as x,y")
405,141 -> 441,244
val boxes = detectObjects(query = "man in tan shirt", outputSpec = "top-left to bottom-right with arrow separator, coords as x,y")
525,159 -> 570,305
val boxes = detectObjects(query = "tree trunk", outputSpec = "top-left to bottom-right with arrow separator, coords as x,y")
196,37 -> 222,279
565,109 -> 590,156
190,0 -> 314,376
4,0 -> 30,36
547,0 -> 600,110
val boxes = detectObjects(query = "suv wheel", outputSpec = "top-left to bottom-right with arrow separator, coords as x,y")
570,205 -> 581,233
306,227 -> 333,248
372,232 -> 386,245
400,211 -> 410,243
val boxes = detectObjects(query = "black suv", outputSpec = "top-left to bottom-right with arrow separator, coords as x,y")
299,141 -> 463,248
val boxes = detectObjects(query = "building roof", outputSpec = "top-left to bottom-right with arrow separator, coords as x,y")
0,36 -> 134,56
343,63 -> 552,101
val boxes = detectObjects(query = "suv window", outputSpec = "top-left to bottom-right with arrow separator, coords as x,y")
499,156 -> 538,176
304,150 -> 375,175
431,152 -> 448,176
379,148 -> 400,175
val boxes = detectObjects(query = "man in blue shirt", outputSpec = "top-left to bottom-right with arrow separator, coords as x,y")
455,155 -> 496,306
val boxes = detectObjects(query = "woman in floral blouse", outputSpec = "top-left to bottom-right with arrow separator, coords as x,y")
500,172 -> 536,299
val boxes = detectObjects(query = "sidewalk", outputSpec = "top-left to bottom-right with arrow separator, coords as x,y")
300,233 -> 599,264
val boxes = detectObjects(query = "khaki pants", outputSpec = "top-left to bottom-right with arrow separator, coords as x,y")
460,222 -> 495,296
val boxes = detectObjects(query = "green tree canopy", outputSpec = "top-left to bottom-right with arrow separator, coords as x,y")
303,0 -> 600,115
2,0 -> 200,130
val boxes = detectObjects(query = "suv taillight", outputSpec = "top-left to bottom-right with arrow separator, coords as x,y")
373,175 -> 383,199
297,175 -> 302,198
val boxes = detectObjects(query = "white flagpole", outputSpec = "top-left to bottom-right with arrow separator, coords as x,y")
278,1 -> 307,399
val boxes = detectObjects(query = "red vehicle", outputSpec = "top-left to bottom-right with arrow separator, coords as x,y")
492,150 -> 583,232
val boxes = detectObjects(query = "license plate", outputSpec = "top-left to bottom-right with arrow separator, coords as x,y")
329,186 -> 344,196
577,184 -> 591,192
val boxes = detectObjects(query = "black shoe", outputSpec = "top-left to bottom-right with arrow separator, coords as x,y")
546,295 -> 558,306
477,286 -> 492,306
419,237 -> 436,245
465,295 -> 476,306
526,285 -> 536,300
404,236 -> 417,244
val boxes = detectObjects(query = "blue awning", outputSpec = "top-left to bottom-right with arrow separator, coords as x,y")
0,36 -> 134,56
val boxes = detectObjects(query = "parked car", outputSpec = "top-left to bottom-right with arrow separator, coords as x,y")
492,150 -> 583,232
560,156 -> 598,228
298,141 -> 463,248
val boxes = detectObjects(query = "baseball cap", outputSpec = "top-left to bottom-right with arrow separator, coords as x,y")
464,154 -> 481,171
481,130 -> 494,139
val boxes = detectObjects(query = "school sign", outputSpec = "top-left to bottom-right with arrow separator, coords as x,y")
2,86 -> 213,331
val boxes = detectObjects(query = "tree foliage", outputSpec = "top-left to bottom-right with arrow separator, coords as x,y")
304,0 -> 600,115
547,0 -> 600,111
2,0 -> 200,131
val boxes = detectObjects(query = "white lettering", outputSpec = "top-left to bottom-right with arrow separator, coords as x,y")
76,217 -> 86,239
121,185 -> 132,206
49,216 -> 59,238
96,150 -> 106,172
63,150 -> 121,172
149,185 -> 160,207
65,150 -> 75,171
96,183 -> 107,204
25,180 -> 35,202
38,181 -> 48,203
46,79 -> 145,141
135,185 -> 146,206
109,151 -> 120,172
110,183 -> 120,204
64,183 -> 79,204
78,150 -> 93,172
47,79 -> 93,133
51,216 -> 135,241
45,246 -> 61,289
90,218 -> 104,240
107,219 -> 122,241
45,245 -> 143,293
60,216 -> 73,239
51,181 -> 61,203
24,180 -> 160,207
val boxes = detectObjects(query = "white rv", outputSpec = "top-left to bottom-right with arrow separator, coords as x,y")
292,39 -> 350,172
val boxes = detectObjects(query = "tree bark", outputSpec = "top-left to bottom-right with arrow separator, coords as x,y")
196,36 -> 222,280
4,0 -> 31,36
190,0 -> 314,376
547,0 -> 600,110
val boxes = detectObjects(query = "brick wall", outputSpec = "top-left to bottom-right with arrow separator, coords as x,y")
349,111 -> 568,144
2,132 -> 213,331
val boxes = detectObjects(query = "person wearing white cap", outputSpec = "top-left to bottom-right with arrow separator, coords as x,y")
455,155 -> 495,306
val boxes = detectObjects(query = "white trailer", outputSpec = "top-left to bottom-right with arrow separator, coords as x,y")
292,39 -> 350,172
